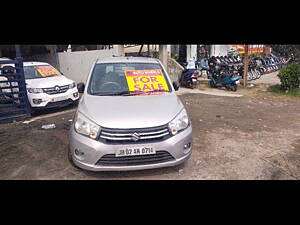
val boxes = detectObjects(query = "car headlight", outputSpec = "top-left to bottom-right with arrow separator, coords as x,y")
27,88 -> 44,94
74,112 -> 100,139
69,82 -> 76,89
168,109 -> 190,135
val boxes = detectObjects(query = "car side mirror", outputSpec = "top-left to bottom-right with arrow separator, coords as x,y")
173,81 -> 180,91
77,83 -> 85,93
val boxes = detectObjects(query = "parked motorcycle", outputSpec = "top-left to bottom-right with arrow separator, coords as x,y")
179,69 -> 199,89
209,65 -> 240,92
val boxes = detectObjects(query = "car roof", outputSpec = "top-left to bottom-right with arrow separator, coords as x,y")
96,57 -> 160,64
23,61 -> 50,66
0,57 -> 11,61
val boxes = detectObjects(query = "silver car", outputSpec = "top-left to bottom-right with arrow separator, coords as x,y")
69,57 -> 192,171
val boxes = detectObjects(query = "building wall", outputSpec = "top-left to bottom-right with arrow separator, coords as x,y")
210,45 -> 230,56
25,53 -> 60,70
26,49 -> 117,83
24,45 -> 175,84
171,45 -> 180,55
57,49 -> 117,83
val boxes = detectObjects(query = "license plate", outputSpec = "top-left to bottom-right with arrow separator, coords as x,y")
51,96 -> 67,102
116,146 -> 156,157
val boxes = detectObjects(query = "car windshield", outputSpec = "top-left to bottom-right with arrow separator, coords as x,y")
24,65 -> 61,79
88,63 -> 172,96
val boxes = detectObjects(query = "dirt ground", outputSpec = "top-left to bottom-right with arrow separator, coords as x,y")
1,83 -> 300,180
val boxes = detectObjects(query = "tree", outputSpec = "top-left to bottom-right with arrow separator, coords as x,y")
270,45 -> 300,58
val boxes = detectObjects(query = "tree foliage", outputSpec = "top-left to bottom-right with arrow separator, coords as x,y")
277,63 -> 300,90
270,45 -> 300,58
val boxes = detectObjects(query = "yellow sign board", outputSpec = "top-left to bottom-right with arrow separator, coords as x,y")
35,66 -> 61,77
124,69 -> 169,92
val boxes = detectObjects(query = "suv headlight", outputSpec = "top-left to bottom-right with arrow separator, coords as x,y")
69,82 -> 76,89
74,112 -> 101,139
168,109 -> 190,135
27,88 -> 44,94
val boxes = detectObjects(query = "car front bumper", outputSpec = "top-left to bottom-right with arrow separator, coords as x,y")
29,88 -> 79,108
69,124 -> 193,171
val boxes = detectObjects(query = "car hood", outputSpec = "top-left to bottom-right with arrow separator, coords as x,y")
79,93 -> 184,129
26,75 -> 74,88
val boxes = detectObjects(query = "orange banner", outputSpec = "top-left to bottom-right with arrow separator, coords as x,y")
229,45 -> 264,54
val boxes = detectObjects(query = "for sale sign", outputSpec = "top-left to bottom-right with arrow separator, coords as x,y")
124,69 -> 169,92
35,65 -> 61,77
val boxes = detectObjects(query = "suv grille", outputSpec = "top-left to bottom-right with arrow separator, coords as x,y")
95,151 -> 175,166
43,85 -> 69,95
98,125 -> 171,144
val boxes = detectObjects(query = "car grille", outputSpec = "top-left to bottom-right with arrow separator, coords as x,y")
95,151 -> 175,166
45,99 -> 74,108
98,125 -> 172,144
43,85 -> 69,95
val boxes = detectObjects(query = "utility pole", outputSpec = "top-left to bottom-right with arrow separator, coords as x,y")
243,45 -> 249,88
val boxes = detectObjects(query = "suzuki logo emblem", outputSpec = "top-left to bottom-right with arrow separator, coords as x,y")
131,132 -> 140,142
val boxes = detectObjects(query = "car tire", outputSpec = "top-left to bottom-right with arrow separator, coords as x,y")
29,106 -> 39,116
73,99 -> 79,107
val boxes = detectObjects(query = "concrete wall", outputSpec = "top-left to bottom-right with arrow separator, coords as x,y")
210,45 -> 229,56
25,53 -> 60,70
167,57 -> 184,82
24,46 -> 180,84
57,49 -> 117,83
25,49 -> 117,84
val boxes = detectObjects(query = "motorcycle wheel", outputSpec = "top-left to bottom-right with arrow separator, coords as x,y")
225,83 -> 237,92
207,71 -> 211,79
187,80 -> 194,89
248,72 -> 252,81
229,83 -> 237,92
256,70 -> 262,79
209,80 -> 216,88
255,70 -> 259,79
252,70 -> 257,80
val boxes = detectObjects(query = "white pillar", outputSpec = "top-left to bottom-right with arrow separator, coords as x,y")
186,45 -> 197,60
114,45 -> 125,56
159,45 -> 168,69
167,45 -> 171,57
186,45 -> 191,61
191,45 -> 197,59
210,45 -> 215,56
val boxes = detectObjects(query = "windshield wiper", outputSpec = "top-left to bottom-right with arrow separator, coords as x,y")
92,90 -> 169,96
123,90 -> 169,96
93,91 -> 144,96
121,91 -> 146,96
145,90 -> 170,95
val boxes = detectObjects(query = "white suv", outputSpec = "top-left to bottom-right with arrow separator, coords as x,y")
0,61 -> 79,109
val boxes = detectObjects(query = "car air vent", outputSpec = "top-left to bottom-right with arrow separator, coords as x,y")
43,85 -> 69,95
98,124 -> 172,144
